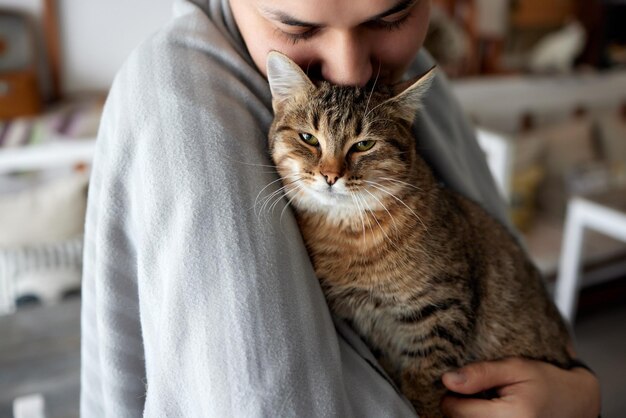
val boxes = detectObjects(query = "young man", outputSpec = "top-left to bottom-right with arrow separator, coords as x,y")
81,0 -> 600,416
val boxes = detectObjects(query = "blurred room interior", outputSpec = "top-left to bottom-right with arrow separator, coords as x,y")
0,0 -> 624,417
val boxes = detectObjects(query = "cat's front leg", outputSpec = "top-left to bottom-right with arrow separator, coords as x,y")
400,364 -> 448,418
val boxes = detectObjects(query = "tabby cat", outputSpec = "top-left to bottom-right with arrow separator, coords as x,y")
265,51 -> 572,418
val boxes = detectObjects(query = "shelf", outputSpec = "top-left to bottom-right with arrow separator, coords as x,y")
0,138 -> 96,174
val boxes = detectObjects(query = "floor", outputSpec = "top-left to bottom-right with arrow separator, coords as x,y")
0,283 -> 624,418
0,298 -> 79,418
573,277 -> 626,418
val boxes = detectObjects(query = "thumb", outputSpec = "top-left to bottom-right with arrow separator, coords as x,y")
442,358 -> 527,395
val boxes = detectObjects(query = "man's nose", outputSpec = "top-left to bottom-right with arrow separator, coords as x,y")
320,32 -> 373,87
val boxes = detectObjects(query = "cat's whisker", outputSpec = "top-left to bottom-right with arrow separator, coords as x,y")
350,192 -> 365,239
365,199 -> 432,264
219,152 -> 280,171
257,185 -> 289,222
362,187 -> 434,262
362,189 -> 400,237
255,176 -> 303,221
254,176 -> 292,212
260,187 -> 291,224
358,193 -> 402,253
363,97 -> 388,121
268,179 -> 305,215
279,184 -> 305,224
255,179 -> 293,213
350,192 -> 368,241
379,177 -> 424,192
266,183 -> 299,215
262,188 -> 284,216
363,60 -> 382,118
357,194 -> 383,243
364,180 -> 429,234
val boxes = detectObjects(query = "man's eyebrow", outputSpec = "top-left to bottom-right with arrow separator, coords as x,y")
260,0 -> 418,27
371,0 -> 419,21
259,7 -> 321,28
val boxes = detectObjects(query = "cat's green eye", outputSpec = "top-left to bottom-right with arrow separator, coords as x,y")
299,133 -> 319,147
352,140 -> 376,152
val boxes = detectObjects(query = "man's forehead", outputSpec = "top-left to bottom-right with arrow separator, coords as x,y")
256,0 -> 415,27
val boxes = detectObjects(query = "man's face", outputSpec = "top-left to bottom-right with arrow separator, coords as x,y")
230,0 -> 431,87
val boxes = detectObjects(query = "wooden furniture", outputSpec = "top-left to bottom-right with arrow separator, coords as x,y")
433,0 -> 480,75
41,0 -> 62,101
0,0 -> 62,113
432,0 -> 512,75
0,72 -> 41,119
0,11 -> 42,118
511,0 -> 573,29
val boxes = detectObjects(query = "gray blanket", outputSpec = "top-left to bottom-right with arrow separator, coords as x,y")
80,0 -> 509,416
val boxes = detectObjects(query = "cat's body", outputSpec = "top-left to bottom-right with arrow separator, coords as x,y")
265,52 -> 571,418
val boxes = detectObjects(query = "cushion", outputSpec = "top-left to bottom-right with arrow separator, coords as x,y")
0,172 -> 88,246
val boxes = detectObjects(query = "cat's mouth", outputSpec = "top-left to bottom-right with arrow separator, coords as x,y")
300,185 -> 354,208
311,186 -> 349,199
290,183 -> 391,215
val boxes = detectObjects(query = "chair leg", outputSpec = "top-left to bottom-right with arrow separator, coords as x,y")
555,197 -> 626,324
555,198 -> 586,324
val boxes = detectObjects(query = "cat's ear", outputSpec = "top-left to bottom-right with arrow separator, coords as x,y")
266,51 -> 315,107
385,67 -> 437,123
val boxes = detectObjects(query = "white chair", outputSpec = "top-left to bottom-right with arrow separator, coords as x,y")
555,196 -> 626,323
475,127 -> 514,201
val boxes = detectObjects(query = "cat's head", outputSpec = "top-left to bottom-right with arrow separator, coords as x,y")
267,51 -> 435,217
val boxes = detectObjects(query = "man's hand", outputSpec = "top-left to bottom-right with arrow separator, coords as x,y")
440,357 -> 601,418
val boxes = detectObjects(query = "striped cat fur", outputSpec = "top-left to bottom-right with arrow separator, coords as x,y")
266,51 -> 571,418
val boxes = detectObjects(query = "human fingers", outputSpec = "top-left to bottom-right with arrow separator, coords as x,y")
440,395 -> 510,418
442,359 -> 601,418
441,357 -> 531,395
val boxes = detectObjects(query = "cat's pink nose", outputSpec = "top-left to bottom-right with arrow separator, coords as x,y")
321,172 -> 340,186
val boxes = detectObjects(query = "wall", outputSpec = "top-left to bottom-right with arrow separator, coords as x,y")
57,0 -> 173,94
0,0 -> 173,95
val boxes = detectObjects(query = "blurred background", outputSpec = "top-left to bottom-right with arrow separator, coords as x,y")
0,0 -> 624,417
